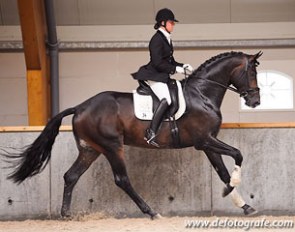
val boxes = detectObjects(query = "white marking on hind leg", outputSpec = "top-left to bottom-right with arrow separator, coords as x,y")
79,139 -> 90,149
230,165 -> 241,187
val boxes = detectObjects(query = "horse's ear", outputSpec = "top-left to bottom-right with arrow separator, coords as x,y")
249,51 -> 263,65
254,51 -> 263,59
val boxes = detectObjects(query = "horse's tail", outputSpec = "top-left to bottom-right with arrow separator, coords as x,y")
6,107 -> 76,184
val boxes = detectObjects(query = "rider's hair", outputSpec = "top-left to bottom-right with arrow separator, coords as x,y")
154,21 -> 166,30
154,22 -> 160,30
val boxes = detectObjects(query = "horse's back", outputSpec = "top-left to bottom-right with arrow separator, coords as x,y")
75,91 -> 132,113
72,91 -> 134,139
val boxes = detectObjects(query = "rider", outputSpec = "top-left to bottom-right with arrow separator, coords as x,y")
132,8 -> 193,147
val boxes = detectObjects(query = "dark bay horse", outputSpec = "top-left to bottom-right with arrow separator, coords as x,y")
5,51 -> 262,219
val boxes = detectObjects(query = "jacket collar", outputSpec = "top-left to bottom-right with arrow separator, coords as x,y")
158,28 -> 171,44
157,30 -> 173,48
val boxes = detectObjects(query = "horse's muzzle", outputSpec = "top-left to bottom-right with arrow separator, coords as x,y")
244,94 -> 260,108
251,100 -> 260,108
242,87 -> 260,108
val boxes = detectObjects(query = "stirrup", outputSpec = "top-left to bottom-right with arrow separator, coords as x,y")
147,139 -> 160,148
144,129 -> 160,147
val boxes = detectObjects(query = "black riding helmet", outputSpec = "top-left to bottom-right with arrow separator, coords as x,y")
156,8 -> 179,23
154,8 -> 179,29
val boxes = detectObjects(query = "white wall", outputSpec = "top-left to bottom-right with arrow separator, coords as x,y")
0,21 -> 295,125
1,47 -> 295,125
0,53 -> 27,125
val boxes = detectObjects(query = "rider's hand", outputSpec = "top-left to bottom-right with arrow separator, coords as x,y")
176,66 -> 185,74
183,64 -> 194,72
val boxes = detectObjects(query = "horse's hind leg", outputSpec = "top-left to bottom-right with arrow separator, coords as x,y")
61,148 -> 100,218
204,151 -> 257,216
105,146 -> 159,219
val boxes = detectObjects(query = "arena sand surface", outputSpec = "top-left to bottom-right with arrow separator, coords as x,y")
0,214 -> 294,232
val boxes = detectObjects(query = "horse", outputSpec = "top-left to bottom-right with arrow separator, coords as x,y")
4,51 -> 262,219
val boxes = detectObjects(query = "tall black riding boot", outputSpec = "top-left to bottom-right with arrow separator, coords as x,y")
144,99 -> 169,147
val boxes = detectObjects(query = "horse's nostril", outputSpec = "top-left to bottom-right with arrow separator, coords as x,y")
253,101 -> 260,108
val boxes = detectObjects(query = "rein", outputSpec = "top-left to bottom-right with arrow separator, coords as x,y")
183,71 -> 243,96
200,79 -> 242,95
184,59 -> 260,98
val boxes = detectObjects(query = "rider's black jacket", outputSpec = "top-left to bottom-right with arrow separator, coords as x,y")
132,30 -> 183,83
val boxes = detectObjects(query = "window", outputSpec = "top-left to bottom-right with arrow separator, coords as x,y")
241,70 -> 293,110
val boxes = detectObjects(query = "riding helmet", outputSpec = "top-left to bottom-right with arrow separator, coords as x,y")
155,8 -> 179,23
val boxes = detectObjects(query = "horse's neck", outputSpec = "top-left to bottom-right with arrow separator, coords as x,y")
185,55 -> 243,109
186,74 -> 229,109
203,85 -> 226,108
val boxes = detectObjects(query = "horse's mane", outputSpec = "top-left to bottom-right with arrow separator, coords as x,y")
191,51 -> 244,77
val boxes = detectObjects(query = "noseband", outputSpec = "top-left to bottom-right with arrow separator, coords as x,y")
239,87 -> 260,98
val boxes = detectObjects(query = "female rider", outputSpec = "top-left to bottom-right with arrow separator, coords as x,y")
132,8 -> 193,147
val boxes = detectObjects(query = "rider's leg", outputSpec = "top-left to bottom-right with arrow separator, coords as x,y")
145,98 -> 169,146
145,81 -> 171,147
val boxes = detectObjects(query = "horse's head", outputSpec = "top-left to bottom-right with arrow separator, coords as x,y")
230,51 -> 262,108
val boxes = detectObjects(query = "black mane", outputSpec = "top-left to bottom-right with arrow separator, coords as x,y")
191,51 -> 244,76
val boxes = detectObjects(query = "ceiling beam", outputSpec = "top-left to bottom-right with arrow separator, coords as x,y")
17,0 -> 50,125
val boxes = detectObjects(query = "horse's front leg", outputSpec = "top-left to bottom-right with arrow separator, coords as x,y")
204,150 -> 257,215
199,136 -> 244,189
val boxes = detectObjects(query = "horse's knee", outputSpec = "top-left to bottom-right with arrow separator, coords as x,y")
233,149 -> 243,166
236,155 -> 243,166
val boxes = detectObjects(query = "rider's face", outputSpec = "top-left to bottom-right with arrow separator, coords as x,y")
165,20 -> 175,33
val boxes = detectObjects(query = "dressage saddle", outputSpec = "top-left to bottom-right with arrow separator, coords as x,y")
136,80 -> 179,118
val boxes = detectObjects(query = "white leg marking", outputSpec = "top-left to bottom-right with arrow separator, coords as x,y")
230,165 -> 241,187
230,188 -> 246,208
79,139 -> 89,148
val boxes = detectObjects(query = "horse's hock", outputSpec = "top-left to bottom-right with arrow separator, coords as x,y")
0,126 -> 295,220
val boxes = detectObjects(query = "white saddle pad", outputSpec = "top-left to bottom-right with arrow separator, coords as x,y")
133,80 -> 186,120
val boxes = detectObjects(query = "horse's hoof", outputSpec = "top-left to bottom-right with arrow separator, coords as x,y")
222,184 -> 234,197
242,204 -> 258,216
151,213 -> 162,220
61,212 -> 72,220
61,215 -> 72,221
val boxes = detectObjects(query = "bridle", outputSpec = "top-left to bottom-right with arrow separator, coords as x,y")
184,59 -> 260,98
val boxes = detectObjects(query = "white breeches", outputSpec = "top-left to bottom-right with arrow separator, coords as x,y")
148,81 -> 172,105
